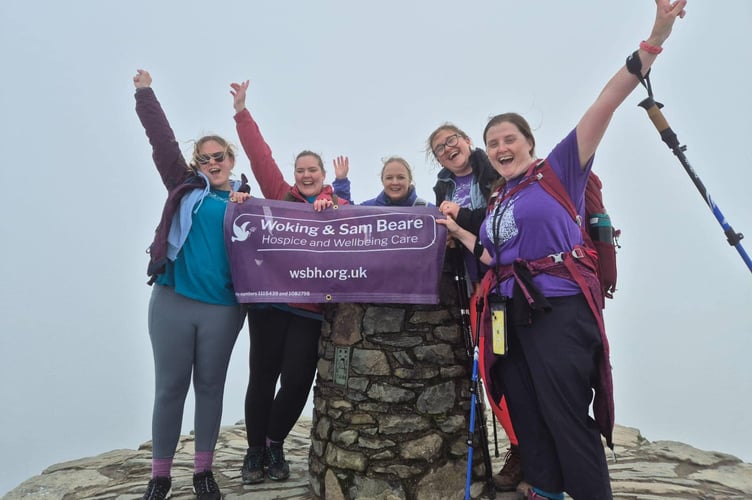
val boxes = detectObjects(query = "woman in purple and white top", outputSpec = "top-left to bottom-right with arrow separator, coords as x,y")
438,1 -> 687,498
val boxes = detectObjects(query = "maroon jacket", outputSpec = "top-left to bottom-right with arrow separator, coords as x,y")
135,87 -> 248,283
234,107 -> 347,314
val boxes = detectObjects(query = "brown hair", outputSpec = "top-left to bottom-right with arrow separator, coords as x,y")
188,135 -> 236,171
482,112 -> 536,157
484,113 -> 537,193
295,150 -> 326,173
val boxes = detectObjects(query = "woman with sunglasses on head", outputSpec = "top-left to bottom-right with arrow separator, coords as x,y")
331,155 -> 432,207
229,79 -> 349,485
438,2 -> 687,498
133,69 -> 250,500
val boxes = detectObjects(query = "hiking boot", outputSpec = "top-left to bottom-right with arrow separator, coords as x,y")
192,470 -> 221,500
241,446 -> 266,484
265,442 -> 290,481
492,445 -> 523,491
142,476 -> 171,500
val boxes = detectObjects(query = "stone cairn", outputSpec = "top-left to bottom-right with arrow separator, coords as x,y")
309,264 -> 489,500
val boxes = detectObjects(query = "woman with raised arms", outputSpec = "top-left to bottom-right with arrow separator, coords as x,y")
438,2 -> 687,498
230,80 -> 349,486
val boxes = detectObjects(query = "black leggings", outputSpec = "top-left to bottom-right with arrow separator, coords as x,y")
244,307 -> 321,446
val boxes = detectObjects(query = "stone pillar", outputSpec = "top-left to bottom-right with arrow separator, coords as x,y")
309,267 -> 484,500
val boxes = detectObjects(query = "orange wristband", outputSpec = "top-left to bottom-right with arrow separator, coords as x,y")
640,40 -> 663,55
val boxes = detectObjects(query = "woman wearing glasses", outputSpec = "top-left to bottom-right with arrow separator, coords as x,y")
439,2 -> 687,497
429,125 -> 501,291
430,125 -> 499,239
133,69 -> 249,500
428,124 -> 523,491
229,80 -> 348,486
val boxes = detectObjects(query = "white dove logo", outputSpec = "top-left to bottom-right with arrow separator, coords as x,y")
231,221 -> 256,242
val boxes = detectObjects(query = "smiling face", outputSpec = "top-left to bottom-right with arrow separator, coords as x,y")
294,153 -> 326,198
430,127 -> 473,176
484,120 -> 535,180
381,159 -> 412,202
195,139 -> 235,190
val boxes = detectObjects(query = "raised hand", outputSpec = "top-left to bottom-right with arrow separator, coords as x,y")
230,80 -> 250,113
649,0 -> 687,46
133,69 -> 152,89
332,155 -> 349,180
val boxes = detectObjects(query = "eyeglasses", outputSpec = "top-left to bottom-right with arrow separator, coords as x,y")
195,151 -> 226,165
432,133 -> 461,157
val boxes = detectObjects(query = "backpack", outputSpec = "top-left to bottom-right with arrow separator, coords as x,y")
493,160 -> 620,300
533,160 -> 619,299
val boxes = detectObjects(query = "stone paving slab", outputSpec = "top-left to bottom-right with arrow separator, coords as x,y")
4,417 -> 752,500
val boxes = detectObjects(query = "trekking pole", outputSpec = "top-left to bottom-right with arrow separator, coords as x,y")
449,245 -> 495,500
638,97 -> 752,273
465,339 -> 483,500
492,413 -> 499,458
472,293 -> 497,499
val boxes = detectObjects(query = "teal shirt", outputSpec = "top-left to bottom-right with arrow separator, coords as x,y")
157,190 -> 237,305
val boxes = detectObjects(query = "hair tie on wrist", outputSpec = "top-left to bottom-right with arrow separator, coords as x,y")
639,40 -> 663,55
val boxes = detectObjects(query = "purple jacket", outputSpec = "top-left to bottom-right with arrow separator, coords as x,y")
135,87 -> 247,283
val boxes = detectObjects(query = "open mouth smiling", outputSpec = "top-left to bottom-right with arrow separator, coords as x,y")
497,155 -> 513,166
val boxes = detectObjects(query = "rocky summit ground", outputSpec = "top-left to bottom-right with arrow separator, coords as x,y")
4,417 -> 752,499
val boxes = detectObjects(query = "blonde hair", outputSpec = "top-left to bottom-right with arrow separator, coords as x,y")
380,156 -> 413,183
188,135 -> 236,171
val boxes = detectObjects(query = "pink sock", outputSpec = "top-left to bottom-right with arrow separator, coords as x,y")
194,451 -> 214,473
152,457 -> 173,478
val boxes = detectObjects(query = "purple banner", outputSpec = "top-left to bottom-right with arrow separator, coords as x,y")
225,198 -> 447,304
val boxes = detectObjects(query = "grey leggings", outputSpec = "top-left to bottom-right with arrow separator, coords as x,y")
148,284 -> 245,458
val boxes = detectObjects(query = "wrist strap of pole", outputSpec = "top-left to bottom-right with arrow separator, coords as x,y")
626,49 -> 659,105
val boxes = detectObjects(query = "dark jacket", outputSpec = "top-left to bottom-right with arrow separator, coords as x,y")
433,148 -> 500,234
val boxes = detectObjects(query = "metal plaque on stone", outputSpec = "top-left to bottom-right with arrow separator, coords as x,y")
333,346 -> 350,386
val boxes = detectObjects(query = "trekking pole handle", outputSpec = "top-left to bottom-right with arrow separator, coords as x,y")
638,97 -> 669,133
638,97 -> 681,151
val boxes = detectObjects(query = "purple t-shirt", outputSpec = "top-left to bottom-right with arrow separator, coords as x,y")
479,129 -> 592,297
451,173 -> 473,207
452,173 -> 482,283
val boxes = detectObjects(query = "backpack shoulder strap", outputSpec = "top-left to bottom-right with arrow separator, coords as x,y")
585,171 -> 606,214
534,160 -> 580,226
491,161 -> 541,208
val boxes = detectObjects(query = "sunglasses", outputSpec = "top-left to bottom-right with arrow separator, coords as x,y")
195,151 -> 226,165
